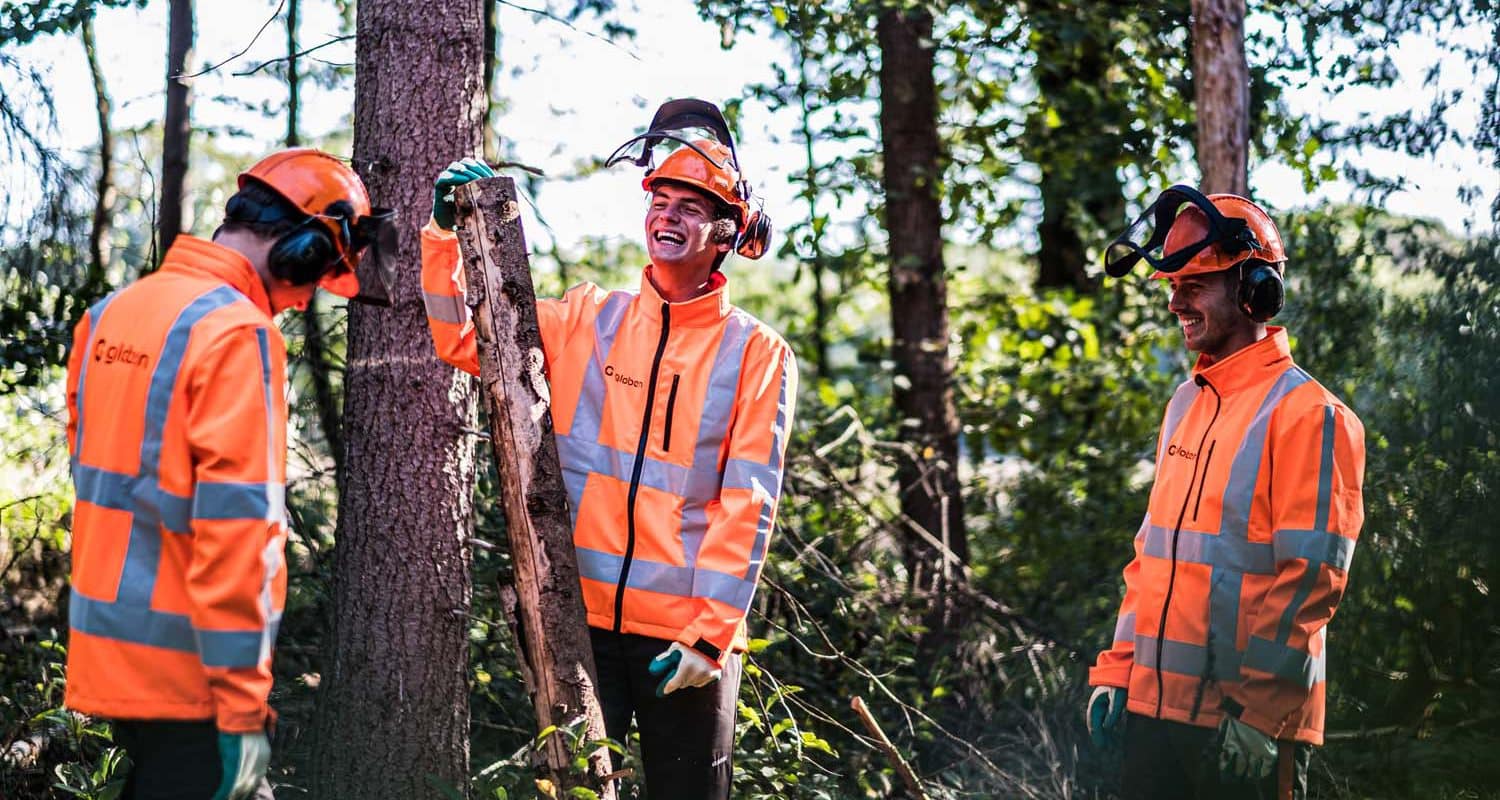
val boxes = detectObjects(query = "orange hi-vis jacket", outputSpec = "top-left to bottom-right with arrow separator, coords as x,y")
1090,328 -> 1365,745
64,236 -> 288,733
421,223 -> 797,663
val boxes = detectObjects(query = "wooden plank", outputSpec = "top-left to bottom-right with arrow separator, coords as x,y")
454,177 -> 615,798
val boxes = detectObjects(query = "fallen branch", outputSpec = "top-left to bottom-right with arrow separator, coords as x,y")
851,696 -> 929,800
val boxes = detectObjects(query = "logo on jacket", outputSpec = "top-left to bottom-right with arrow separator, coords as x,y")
1166,443 -> 1197,460
604,364 -> 643,389
94,338 -> 151,369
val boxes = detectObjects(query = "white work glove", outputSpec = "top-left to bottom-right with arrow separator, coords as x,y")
648,641 -> 723,696
1085,685 -> 1127,750
1218,715 -> 1278,781
212,730 -> 271,800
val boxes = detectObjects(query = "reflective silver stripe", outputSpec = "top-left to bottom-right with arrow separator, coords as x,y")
575,547 -> 754,609
1113,611 -> 1136,644
1272,528 -> 1355,571
556,434 -> 720,502
1242,634 -> 1326,687
722,457 -> 781,497
253,327 -> 283,665
422,289 -> 468,325
1158,379 -> 1199,467
564,291 -> 632,528
1209,367 -> 1312,680
69,593 -> 277,668
1133,633 -> 1239,679
681,317 -> 752,567
1138,523 -> 1275,575
1274,406 -> 1339,646
740,349 -> 794,587
76,464 -> 277,531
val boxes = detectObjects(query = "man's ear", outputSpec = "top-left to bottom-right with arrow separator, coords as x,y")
710,218 -> 738,246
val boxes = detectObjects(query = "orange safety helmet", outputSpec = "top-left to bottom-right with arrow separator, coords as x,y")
238,149 -> 382,300
1153,193 -> 1286,279
642,140 -> 748,225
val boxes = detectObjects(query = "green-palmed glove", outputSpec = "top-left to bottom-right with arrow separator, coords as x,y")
648,642 -> 723,697
1218,715 -> 1278,782
432,157 -> 495,230
211,730 -> 271,800
1085,685 -> 1126,750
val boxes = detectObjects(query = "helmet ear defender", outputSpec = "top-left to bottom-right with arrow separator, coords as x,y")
1238,259 -> 1285,322
735,209 -> 772,260
268,201 -> 353,286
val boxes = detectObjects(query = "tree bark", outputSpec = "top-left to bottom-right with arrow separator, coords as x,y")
1192,0 -> 1250,195
82,12 -> 112,290
453,178 -> 615,798
309,0 -> 486,797
794,8 -> 829,378
158,0 -> 193,255
876,7 -> 968,597
285,0 -> 300,147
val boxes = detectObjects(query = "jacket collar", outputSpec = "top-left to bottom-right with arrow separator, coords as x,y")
637,265 -> 731,327
1192,326 -> 1294,396
159,235 -> 273,317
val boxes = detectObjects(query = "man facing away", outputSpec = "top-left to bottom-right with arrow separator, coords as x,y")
1088,187 -> 1366,800
65,148 -> 394,799
420,103 -> 797,799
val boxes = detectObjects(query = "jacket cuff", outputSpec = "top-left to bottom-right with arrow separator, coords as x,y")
1222,686 -> 1286,739
422,218 -> 457,240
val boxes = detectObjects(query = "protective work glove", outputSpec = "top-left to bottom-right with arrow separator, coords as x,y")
211,730 -> 271,800
1218,715 -> 1278,782
1085,685 -> 1127,750
431,157 -> 496,230
648,642 -> 723,697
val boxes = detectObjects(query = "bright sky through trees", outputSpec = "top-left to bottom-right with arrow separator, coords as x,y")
8,1 -> 1496,253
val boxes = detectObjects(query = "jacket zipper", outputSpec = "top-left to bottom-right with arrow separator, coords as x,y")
1153,375 -> 1221,718
662,374 -> 681,452
1191,441 -> 1216,522
614,301 -> 672,633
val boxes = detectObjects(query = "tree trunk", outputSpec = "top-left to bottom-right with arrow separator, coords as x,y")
285,0 -> 300,147
482,0 -> 499,163
158,0 -> 193,255
876,7 -> 968,599
308,0 -> 486,797
82,12 -> 112,290
454,178 -> 615,798
794,10 -> 829,378
1192,0 -> 1250,195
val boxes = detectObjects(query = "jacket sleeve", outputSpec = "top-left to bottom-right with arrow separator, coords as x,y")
1227,402 -> 1365,738
1089,515 -> 1148,688
421,221 -> 482,376
420,219 -> 576,377
675,333 -> 798,663
184,323 -> 289,733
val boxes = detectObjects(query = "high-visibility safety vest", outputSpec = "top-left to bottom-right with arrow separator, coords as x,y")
1090,329 -> 1365,744
421,224 -> 797,662
65,236 -> 288,734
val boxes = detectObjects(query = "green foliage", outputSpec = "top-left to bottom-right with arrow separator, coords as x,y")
0,0 -> 146,46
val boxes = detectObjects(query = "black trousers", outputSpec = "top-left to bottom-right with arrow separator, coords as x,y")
590,628 -> 742,800
1120,712 -> 1310,800
112,720 -> 274,800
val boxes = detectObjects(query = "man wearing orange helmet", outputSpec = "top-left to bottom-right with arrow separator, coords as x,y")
421,100 -> 795,799
1087,186 -> 1366,799
64,148 -> 394,799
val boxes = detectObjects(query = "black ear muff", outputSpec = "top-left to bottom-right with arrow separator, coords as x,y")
1238,261 -> 1284,322
735,210 -> 772,260
268,222 -> 339,286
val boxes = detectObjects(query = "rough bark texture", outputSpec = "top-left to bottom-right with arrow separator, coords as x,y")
82,13 -> 112,288
1192,0 -> 1250,195
453,179 -> 615,798
158,0 -> 192,254
877,7 -> 968,596
309,1 -> 486,797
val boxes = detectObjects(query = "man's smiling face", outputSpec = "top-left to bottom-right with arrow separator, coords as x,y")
645,182 -> 729,277
1166,267 -> 1257,359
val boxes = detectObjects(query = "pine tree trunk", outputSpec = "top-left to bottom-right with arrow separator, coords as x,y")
1192,0 -> 1250,195
285,0 -> 301,148
308,0 -> 486,797
158,0 -> 192,254
876,6 -> 968,600
82,12 -> 113,290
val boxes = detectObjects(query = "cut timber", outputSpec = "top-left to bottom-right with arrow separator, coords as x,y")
454,177 -> 615,798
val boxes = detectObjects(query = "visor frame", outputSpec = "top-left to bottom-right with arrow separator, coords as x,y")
1103,184 -> 1261,278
